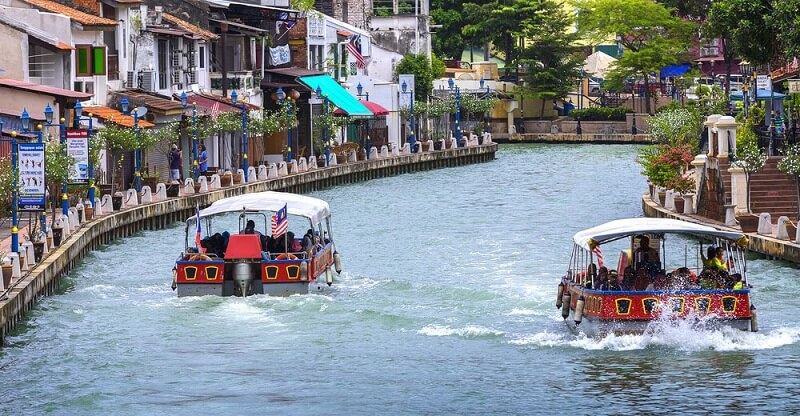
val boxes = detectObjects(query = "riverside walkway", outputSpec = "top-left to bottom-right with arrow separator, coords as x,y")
0,143 -> 497,343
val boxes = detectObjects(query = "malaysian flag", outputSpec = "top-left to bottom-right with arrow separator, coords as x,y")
195,206 -> 205,253
345,34 -> 366,69
592,245 -> 604,268
271,204 -> 288,238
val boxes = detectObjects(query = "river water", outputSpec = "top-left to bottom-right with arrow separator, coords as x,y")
2,144 -> 800,415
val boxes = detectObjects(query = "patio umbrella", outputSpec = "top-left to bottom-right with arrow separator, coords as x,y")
583,51 -> 617,79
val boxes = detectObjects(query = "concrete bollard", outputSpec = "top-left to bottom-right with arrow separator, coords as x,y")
23,241 -> 35,267
68,208 -> 80,230
391,145 -> 400,157
101,194 -> 114,213
247,166 -> 257,182
307,157 -> 317,170
401,143 -> 411,154
154,183 -> 167,201
8,252 -> 21,279
298,158 -> 308,172
257,165 -> 268,180
40,231 -> 50,256
183,178 -> 195,195
348,151 -> 357,163
370,147 -> 379,160
290,159 -> 299,174
328,153 -> 337,166
776,216 -> 792,240
268,163 -> 278,177
141,186 -> 153,203
483,132 -> 493,144
209,174 -> 221,190
124,188 -> 139,208
757,213 -> 773,236
198,176 -> 209,192
664,190 -> 675,211
380,146 -> 388,159
277,162 -> 288,176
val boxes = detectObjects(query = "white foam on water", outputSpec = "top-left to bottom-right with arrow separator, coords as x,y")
509,308 -> 537,316
418,324 -> 504,339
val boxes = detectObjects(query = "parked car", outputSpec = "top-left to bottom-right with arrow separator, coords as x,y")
718,74 -> 744,91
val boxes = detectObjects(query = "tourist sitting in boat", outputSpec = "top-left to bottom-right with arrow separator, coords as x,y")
302,229 -> 315,252
633,268 -> 649,291
620,268 -> 635,290
700,244 -> 716,269
634,236 -> 661,277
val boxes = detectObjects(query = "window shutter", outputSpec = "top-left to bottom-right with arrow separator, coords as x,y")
92,46 -> 107,75
76,46 -> 91,76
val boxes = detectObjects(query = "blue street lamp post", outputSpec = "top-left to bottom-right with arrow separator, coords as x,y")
72,102 -> 95,210
448,78 -> 462,148
0,120 -> 20,253
231,90 -> 248,181
315,86 -> 331,166
21,109 -> 47,238
401,81 -> 415,153
180,91 -> 199,179
480,78 -> 491,134
356,82 -> 370,159
44,103 -> 69,217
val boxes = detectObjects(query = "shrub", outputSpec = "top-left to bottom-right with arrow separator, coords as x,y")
569,107 -> 631,121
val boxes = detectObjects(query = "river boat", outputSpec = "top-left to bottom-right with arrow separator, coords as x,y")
173,191 -> 341,297
557,218 -> 757,335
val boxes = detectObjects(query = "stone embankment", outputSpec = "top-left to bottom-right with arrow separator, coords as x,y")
0,144 -> 497,343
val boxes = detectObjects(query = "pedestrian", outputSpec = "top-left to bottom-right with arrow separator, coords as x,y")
199,143 -> 208,175
169,144 -> 182,182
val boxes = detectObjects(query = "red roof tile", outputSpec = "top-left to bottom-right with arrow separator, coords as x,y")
21,0 -> 118,27
0,78 -> 93,99
162,13 -> 219,41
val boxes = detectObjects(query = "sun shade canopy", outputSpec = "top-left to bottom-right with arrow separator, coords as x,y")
298,74 -> 373,118
190,191 -> 331,225
573,218 -> 745,250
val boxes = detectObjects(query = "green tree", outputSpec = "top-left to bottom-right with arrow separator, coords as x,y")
395,54 -> 446,102
770,0 -> 800,61
575,0 -> 694,114
431,0 -> 466,59
704,0 -> 740,98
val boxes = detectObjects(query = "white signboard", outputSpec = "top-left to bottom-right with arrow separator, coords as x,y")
18,142 -> 45,211
788,79 -> 800,94
398,74 -> 415,109
756,74 -> 772,91
66,129 -> 90,184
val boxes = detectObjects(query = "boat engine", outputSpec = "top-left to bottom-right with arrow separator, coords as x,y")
561,291 -> 571,319
233,261 -> 254,297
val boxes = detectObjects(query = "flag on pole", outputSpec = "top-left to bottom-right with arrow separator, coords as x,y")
271,204 -> 288,237
345,34 -> 366,69
195,206 -> 205,253
593,245 -> 604,268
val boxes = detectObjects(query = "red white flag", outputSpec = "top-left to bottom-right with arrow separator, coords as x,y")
593,245 -> 604,268
345,35 -> 366,69
195,206 -> 205,253
271,204 -> 288,238
210,101 -> 221,119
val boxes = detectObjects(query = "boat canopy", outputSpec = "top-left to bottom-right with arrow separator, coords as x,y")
573,218 -> 746,250
189,191 -> 331,225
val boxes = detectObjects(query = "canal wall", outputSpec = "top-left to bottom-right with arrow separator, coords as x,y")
494,133 -> 653,145
0,144 -> 497,343
642,194 -> 800,264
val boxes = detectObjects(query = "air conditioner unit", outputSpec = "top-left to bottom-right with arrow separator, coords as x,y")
126,71 -> 135,88
140,70 -> 155,91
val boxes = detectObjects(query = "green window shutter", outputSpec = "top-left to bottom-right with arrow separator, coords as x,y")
76,46 -> 90,76
92,47 -> 106,75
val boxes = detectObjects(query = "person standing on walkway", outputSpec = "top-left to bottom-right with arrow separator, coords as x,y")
169,144 -> 182,182
199,144 -> 209,176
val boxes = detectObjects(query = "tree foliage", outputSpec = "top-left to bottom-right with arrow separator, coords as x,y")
395,54 -> 445,102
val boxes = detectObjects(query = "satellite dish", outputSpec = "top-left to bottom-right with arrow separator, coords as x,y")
136,107 -> 148,117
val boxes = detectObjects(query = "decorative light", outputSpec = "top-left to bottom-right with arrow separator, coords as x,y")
276,87 -> 286,101
20,108 -> 30,131
316,85 -> 323,98
401,80 -> 408,93
180,91 -> 188,108
44,104 -> 54,124
231,90 -> 238,104
357,82 -> 363,96
479,78 -> 485,90
448,78 -> 454,90
119,97 -> 128,114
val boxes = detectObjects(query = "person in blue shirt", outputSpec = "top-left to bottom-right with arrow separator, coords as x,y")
199,144 -> 208,175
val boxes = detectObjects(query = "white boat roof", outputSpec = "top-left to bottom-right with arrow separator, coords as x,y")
573,218 -> 745,250
191,191 -> 330,225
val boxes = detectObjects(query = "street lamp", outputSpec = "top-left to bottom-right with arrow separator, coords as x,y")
356,82 -> 369,101
73,101 -> 95,209
401,80 -> 415,152
120,97 -> 142,192
274,87 -> 294,164
480,78 -> 491,135
181,91 -> 199,180
316,85 -> 331,166
44,104 -> 69,217
355,83 -> 371,158
231,90 -> 248,181
448,78 -> 461,148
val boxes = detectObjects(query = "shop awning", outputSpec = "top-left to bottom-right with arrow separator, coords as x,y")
297,74 -> 373,118
333,99 -> 389,117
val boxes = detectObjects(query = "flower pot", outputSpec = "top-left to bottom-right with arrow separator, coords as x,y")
2,265 -> 11,288
33,241 -> 45,263
85,206 -> 93,221
786,222 -> 797,240
358,149 -> 367,161
657,191 -> 666,206
233,173 -> 243,185
648,183 -> 655,197
52,227 -> 63,247
737,214 -> 759,233
433,141 -> 443,151
673,196 -> 685,213
112,195 -> 123,211
194,182 -> 202,193
166,184 -> 180,197
221,174 -> 233,187
421,142 -> 431,152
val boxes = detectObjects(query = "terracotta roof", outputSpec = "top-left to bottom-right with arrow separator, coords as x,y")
0,78 -> 92,99
162,13 -> 219,41
115,90 -> 185,114
83,106 -> 155,128
21,0 -> 118,27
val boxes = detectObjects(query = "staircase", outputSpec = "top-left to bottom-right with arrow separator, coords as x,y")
748,157 -> 799,220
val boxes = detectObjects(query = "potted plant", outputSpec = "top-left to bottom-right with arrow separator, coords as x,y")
112,191 -> 124,210
27,220 -> 45,263
733,132 -> 768,231
637,144 -> 692,205
667,174 -> 696,213
1,251 -> 12,288
52,222 -> 63,247
220,172 -> 233,187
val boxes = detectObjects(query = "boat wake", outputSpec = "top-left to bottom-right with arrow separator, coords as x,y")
418,324 -> 505,339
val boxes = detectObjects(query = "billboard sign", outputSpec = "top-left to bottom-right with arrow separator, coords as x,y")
18,142 -> 46,212
66,129 -> 90,184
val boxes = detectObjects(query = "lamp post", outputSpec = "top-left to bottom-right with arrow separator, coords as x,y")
356,82 -> 370,159
316,86 -> 331,166
273,88 -> 292,164
480,78 -> 491,135
0,120 -> 20,253
73,102 -> 95,210
632,113 -> 638,135
119,97 -> 142,192
401,80 -> 415,153
180,91 -> 199,180
44,104 -> 69,217
356,82 -> 369,101
231,90 -> 248,181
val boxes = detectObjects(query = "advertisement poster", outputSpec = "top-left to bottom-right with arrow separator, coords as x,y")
18,142 -> 46,212
66,129 -> 90,184
398,74 -> 415,109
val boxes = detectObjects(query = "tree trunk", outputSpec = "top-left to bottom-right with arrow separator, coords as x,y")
643,75 -> 652,115
484,42 -> 490,61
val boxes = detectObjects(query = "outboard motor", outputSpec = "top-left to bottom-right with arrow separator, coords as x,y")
233,261 -> 253,297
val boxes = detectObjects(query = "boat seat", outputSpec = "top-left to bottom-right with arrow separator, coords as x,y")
224,234 -> 263,260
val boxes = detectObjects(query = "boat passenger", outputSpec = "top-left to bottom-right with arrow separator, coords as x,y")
287,231 -> 302,252
634,236 -> 660,277
585,263 -> 598,288
302,229 -> 314,252
608,270 -> 621,291
710,247 -> 729,272
633,268 -> 649,291
621,269 -> 635,290
731,273 -> 744,290
700,244 -> 716,269
596,266 -> 609,289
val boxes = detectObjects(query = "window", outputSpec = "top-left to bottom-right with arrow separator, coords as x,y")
75,45 -> 107,77
199,45 -> 206,69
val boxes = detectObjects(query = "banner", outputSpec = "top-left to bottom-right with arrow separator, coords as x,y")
788,79 -> 800,94
66,129 -> 90,184
270,45 -> 291,66
398,74 -> 415,108
18,142 -> 45,212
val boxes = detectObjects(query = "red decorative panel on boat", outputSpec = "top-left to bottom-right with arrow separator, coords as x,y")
261,260 -> 303,282
581,291 -> 752,320
176,260 -> 225,284
225,234 -> 263,259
